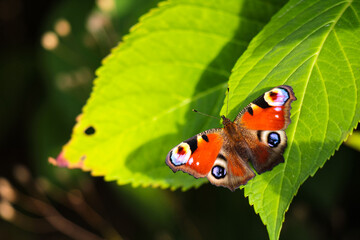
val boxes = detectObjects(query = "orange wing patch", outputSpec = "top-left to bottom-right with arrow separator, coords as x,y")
188,133 -> 223,175
240,105 -> 285,130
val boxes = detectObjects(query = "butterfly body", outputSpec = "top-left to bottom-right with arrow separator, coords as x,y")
166,86 -> 296,191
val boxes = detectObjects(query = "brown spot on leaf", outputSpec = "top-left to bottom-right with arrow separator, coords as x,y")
84,126 -> 95,135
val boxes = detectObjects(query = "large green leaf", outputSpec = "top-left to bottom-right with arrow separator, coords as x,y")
220,0 -> 360,239
51,0 -> 360,238
51,0 -> 286,189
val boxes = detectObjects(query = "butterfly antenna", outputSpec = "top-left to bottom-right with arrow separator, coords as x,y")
226,87 -> 229,117
192,109 -> 220,120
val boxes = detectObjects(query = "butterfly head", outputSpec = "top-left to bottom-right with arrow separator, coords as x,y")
221,115 -> 231,127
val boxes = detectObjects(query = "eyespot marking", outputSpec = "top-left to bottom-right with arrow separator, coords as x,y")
170,143 -> 191,166
267,132 -> 280,148
269,91 -> 278,101
264,88 -> 290,106
212,165 -> 226,179
177,146 -> 185,155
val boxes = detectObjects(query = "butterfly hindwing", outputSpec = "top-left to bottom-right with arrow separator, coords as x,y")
239,128 -> 287,174
207,147 -> 255,191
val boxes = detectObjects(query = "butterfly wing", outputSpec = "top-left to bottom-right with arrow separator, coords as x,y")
234,85 -> 296,174
166,128 -> 255,191
166,85 -> 296,191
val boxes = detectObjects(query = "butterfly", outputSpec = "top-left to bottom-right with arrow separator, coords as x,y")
165,86 -> 296,191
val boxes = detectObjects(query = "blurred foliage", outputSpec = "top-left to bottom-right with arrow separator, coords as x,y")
1,0 -> 360,239
345,131 -> 360,152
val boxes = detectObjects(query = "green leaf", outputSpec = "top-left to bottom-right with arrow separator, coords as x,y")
221,0 -> 360,239
52,0 -> 286,189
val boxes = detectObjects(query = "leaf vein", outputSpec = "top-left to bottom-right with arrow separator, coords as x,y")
350,5 -> 360,23
314,62 -> 330,168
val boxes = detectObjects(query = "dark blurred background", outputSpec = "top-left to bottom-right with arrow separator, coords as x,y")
1,0 -> 360,239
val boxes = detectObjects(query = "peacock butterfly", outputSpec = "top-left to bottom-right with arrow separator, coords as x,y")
165,86 -> 296,191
